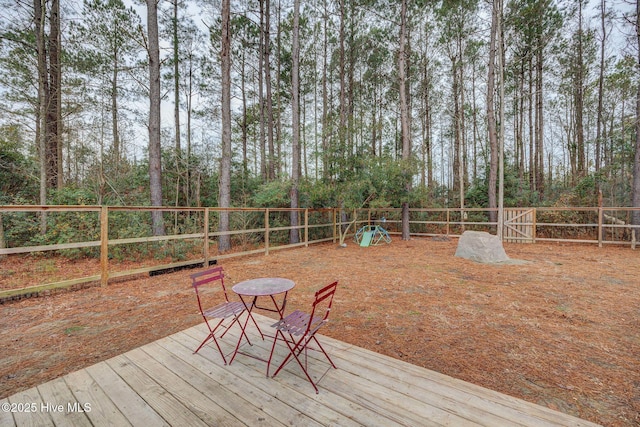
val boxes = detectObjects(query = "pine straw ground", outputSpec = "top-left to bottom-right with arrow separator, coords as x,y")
1,238 -> 639,426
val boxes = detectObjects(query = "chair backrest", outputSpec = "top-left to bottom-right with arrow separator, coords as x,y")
308,281 -> 338,334
190,266 -> 229,305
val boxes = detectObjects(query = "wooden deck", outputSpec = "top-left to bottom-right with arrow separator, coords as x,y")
2,314 -> 600,427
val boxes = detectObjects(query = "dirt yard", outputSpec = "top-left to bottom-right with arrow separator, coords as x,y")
1,238 -> 638,426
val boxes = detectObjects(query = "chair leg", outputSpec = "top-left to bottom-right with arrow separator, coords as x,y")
272,334 -> 321,393
194,318 -> 224,354
194,332 -> 228,365
220,313 -> 253,347
311,335 -> 337,369
219,314 -> 238,338
238,296 -> 265,340
195,316 -> 254,366
229,311 -> 260,365
269,330 -> 297,378
266,329 -> 285,378
289,335 -> 336,370
193,332 -> 214,355
247,312 -> 264,340
212,335 -> 228,365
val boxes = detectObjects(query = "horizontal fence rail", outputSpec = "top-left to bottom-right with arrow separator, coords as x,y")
1,205 -> 639,301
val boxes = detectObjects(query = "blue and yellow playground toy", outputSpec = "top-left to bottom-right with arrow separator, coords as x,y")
354,223 -> 392,247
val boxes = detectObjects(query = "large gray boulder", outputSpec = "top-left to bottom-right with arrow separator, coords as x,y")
454,230 -> 510,263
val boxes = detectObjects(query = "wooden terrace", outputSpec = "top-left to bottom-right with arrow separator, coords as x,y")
2,314 -> 600,426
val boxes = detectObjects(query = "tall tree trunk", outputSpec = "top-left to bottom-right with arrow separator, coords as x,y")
290,0 -> 301,244
35,0 -> 48,226
275,0 -> 283,178
567,101 -> 577,178
347,1 -> 356,156
460,49 -> 467,190
258,0 -> 266,180
265,0 -> 276,180
497,0 -> 505,240
528,57 -> 535,195
314,59 -> 319,179
596,0 -> 606,175
53,0 -> 62,188
535,46 -> 545,196
421,32 -> 433,189
487,0 -> 499,224
458,61 -> 465,221
399,0 -> 411,241
147,0 -> 165,236
241,42 -> 248,174
302,96 -> 308,179
173,0 -> 181,153
46,0 -> 61,189
338,0 -> 347,160
171,0 -> 185,208
452,58 -> 461,193
219,0 -> 232,251
471,57 -> 479,183
378,88 -> 383,158
322,0 -> 329,179
371,83 -> 377,156
186,52 -> 193,205
575,1 -> 585,179
632,0 -> 640,226
425,82 -> 433,188
451,50 -> 464,213
111,63 -> 120,164
517,59 -> 525,180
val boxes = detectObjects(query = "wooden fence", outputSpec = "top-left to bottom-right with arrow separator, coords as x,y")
0,206 -> 337,300
1,205 -> 639,301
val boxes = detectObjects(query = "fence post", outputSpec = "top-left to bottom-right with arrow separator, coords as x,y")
333,209 -> 337,243
597,206 -> 603,248
204,208 -> 210,266
446,209 -> 450,236
353,209 -> 357,231
0,213 -> 5,260
532,208 -> 537,243
304,209 -> 309,247
100,206 -> 108,287
265,208 -> 270,255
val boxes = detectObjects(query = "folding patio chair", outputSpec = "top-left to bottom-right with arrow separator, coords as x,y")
267,281 -> 338,393
191,266 -> 249,364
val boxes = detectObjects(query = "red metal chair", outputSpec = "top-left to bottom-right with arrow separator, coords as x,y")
267,281 -> 338,393
191,266 -> 249,364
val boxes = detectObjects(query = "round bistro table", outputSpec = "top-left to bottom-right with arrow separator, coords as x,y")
229,277 -> 295,369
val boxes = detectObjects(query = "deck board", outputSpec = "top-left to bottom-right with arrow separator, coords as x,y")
8,386 -> 54,427
37,379 -> 92,427
83,362 -> 168,426
0,398 -> 17,427
4,314 -> 601,427
63,368 -> 130,427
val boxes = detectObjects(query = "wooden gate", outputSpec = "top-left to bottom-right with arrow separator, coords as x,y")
503,209 -> 534,243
